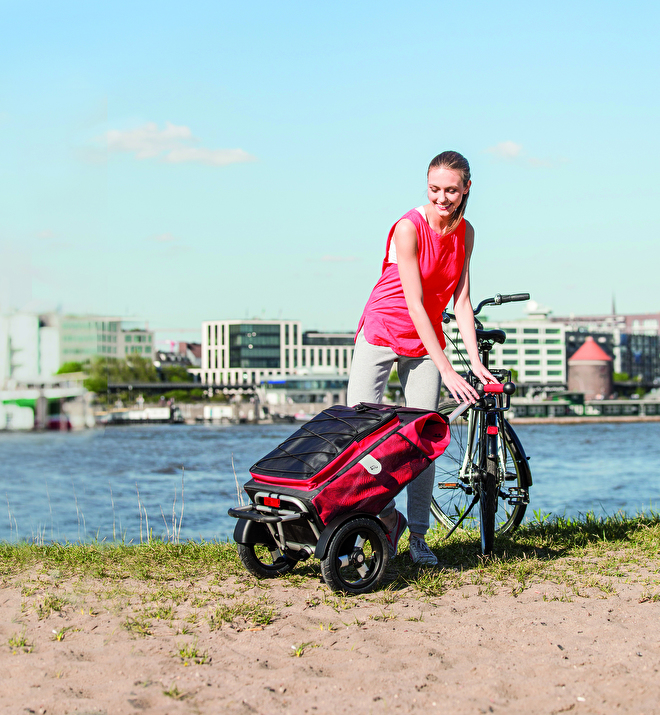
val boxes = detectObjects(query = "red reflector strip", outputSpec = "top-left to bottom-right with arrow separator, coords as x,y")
263,497 -> 281,507
486,426 -> 499,435
438,483 -> 460,488
483,383 -> 504,393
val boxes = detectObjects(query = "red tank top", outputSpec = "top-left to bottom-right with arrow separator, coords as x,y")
356,209 -> 466,357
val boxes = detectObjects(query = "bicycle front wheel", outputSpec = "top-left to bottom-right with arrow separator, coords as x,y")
430,405 -> 530,537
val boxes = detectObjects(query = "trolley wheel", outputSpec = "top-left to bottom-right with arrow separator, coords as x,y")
237,543 -> 295,578
320,517 -> 389,594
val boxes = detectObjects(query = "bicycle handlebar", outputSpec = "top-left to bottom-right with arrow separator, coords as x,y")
474,292 -> 530,315
477,381 -> 516,396
443,292 -> 530,323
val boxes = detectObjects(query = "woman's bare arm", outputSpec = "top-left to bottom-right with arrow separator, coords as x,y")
452,222 -> 496,385
395,219 -> 481,403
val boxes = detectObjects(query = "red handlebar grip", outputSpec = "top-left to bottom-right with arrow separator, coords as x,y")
483,384 -> 504,393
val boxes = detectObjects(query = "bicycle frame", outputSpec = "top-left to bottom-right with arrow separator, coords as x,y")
437,292 -> 532,550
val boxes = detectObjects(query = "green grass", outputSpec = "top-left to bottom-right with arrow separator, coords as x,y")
1,512 -> 658,601
207,597 -> 276,629
0,539 -> 242,582
176,640 -> 210,665
7,630 -> 32,653
396,510 -> 660,598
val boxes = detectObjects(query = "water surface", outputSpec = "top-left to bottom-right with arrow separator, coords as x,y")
1,422 -> 657,543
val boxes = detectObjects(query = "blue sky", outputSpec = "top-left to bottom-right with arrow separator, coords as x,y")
1,0 -> 658,344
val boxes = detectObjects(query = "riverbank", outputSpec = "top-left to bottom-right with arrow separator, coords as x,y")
1,514 -> 658,714
509,414 -> 660,425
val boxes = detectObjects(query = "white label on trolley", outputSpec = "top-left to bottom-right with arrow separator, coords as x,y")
359,454 -> 382,474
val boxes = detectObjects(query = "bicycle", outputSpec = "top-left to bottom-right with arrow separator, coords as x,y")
430,292 -> 533,555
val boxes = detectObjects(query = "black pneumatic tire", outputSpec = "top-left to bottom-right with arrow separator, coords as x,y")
478,458 -> 498,556
320,517 -> 389,595
430,404 -> 530,536
237,542 -> 296,578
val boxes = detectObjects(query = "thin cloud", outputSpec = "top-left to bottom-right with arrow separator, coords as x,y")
486,141 -> 523,160
485,140 -> 565,168
101,122 -> 256,166
146,232 -> 192,255
165,147 -> 254,166
148,232 -> 178,243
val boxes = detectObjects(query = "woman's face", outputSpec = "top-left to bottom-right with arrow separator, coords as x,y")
427,167 -> 471,219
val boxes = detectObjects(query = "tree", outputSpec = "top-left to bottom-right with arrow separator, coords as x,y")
84,355 -> 158,395
57,361 -> 84,374
161,365 -> 192,382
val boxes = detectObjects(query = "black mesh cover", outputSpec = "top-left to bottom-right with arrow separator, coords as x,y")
250,404 -> 397,480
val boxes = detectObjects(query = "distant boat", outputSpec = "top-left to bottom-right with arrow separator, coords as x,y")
98,406 -> 184,425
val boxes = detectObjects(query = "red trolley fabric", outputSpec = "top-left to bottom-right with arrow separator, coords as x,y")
250,403 -> 451,525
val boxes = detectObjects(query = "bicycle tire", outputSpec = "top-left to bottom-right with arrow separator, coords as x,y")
430,403 -> 530,536
478,457 -> 497,555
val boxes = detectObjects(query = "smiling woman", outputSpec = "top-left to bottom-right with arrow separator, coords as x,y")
347,151 -> 498,566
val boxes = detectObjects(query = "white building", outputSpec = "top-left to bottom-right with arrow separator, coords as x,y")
0,313 -> 59,386
444,319 -> 567,384
1,312 -> 155,386
194,319 -> 355,385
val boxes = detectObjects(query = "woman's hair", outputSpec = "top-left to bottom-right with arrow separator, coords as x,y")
427,151 -> 471,234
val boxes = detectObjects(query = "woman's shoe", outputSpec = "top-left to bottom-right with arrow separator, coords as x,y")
386,511 -> 408,558
409,536 -> 438,566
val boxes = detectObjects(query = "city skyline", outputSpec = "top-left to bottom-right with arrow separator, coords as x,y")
1,0 -> 659,336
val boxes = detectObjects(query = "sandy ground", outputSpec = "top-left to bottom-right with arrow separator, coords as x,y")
1,563 -> 658,715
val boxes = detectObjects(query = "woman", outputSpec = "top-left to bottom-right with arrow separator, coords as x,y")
347,150 -> 496,565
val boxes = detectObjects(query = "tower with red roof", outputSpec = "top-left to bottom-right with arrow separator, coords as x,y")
567,336 -> 613,400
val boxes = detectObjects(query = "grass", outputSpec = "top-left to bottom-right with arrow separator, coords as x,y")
207,597 -> 276,629
8,630 -> 32,653
1,512 -> 658,605
35,593 -> 68,619
176,640 -> 210,665
122,614 -> 153,637
0,539 -> 242,582
290,641 -> 315,657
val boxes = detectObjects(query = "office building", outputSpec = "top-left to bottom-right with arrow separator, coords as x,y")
195,320 -> 355,385
40,314 -> 154,365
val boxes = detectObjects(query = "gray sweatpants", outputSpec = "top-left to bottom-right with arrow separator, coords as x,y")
347,330 -> 442,536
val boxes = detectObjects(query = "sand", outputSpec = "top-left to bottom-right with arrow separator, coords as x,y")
1,563 -> 658,715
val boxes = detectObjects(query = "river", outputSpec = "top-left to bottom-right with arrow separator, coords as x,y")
1,421 -> 658,543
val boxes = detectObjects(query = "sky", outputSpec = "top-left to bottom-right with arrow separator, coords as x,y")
1,0 -> 658,345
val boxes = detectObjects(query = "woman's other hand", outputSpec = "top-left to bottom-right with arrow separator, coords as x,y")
441,367 -> 480,403
471,363 -> 497,386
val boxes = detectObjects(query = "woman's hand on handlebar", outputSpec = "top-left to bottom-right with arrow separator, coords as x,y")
470,362 -> 498,387
441,367 -> 481,404
442,363 -> 498,404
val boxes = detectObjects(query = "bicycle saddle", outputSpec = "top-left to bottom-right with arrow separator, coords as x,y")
475,328 -> 507,344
